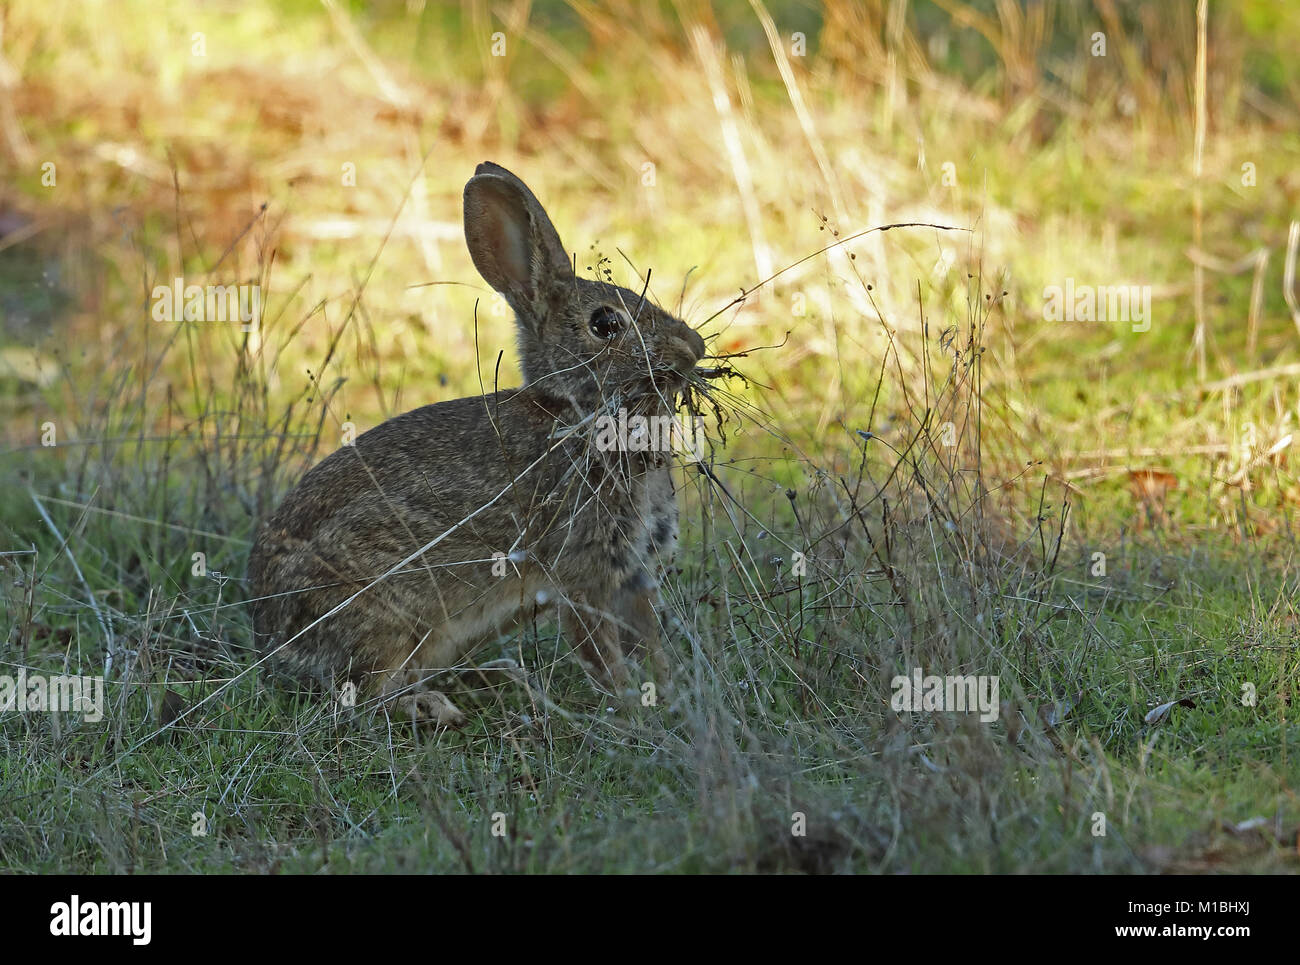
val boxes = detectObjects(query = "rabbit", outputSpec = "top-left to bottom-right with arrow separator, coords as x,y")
248,161 -> 707,725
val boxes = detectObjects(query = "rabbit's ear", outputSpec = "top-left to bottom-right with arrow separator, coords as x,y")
464,163 -> 571,321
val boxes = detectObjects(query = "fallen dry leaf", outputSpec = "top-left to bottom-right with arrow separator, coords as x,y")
1144,696 -> 1197,725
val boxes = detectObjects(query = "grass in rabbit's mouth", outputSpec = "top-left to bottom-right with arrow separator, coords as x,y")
2,0 -> 1299,875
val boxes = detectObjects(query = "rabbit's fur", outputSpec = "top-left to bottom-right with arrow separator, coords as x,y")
248,162 -> 706,723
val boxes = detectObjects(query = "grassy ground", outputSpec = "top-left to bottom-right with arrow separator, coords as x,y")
1,0 -> 1298,872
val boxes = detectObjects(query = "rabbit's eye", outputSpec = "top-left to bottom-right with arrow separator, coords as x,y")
589,307 -> 622,339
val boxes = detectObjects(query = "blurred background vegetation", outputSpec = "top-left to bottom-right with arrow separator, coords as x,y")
2,0 -> 1300,527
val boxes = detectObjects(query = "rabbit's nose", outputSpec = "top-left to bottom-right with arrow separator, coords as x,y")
672,325 -> 704,362
686,327 -> 706,360
668,328 -> 706,372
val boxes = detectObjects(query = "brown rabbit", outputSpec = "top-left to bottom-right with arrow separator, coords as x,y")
248,162 -> 706,724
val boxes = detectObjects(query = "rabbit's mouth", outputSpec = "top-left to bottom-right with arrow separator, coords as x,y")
644,361 -> 701,393
602,367 -> 694,415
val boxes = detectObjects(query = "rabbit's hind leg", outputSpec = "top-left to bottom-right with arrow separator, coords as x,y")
377,666 -> 466,727
395,690 -> 465,726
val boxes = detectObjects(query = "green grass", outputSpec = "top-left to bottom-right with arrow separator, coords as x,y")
3,533 -> 1295,873
1,0 -> 1298,873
